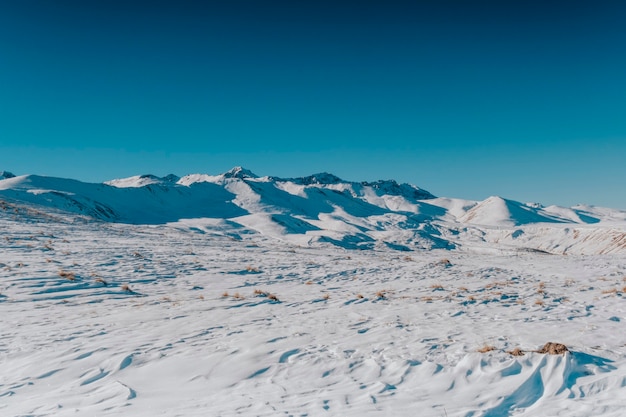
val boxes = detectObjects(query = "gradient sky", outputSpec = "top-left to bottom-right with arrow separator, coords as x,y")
1,1 -> 625,208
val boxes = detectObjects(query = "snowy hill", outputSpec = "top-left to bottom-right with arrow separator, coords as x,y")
1,167 -> 625,254
459,196 -> 567,226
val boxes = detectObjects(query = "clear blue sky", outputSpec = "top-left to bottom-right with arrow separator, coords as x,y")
1,1 -> 625,208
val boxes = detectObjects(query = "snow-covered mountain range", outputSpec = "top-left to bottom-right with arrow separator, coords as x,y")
1,167 -> 625,254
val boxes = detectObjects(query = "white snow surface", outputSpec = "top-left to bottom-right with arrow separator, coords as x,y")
1,168 -> 626,416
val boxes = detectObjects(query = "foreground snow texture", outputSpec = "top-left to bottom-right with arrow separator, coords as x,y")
1,169 -> 626,416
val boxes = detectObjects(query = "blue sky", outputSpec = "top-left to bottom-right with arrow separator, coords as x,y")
1,1 -> 625,208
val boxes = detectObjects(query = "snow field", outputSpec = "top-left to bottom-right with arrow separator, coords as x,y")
1,206 -> 625,416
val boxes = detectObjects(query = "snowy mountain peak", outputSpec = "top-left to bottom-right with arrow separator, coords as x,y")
223,166 -> 258,179
162,174 -> 180,183
361,179 -> 435,200
0,171 -> 16,180
106,174 -> 180,188
460,195 -> 568,227
288,172 -> 344,185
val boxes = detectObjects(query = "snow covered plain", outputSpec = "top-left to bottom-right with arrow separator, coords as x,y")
1,168 -> 626,416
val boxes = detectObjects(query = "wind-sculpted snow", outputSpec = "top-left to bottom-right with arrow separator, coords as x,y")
1,167 -> 625,254
1,202 -> 625,416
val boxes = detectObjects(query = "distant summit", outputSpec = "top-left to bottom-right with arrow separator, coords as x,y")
0,171 -> 16,180
223,166 -> 258,179
106,174 -> 180,188
162,174 -> 180,183
362,179 -> 435,200
286,173 -> 344,185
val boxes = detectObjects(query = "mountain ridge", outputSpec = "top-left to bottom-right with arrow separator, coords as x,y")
1,167 -> 625,254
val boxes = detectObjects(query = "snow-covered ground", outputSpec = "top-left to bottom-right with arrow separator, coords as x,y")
1,169 -> 625,416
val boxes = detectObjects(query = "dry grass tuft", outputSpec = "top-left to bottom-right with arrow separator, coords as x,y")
477,345 -> 497,353
506,347 -> 525,356
58,270 -> 76,281
535,342 -> 569,355
536,282 -> 546,295
438,258 -> 452,267
430,284 -> 444,291
534,299 -> 544,306
94,277 -> 108,286
222,291 -> 230,297
233,292 -> 245,300
253,289 -> 279,302
375,290 -> 387,300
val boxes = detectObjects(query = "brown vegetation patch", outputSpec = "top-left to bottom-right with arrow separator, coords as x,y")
58,270 -> 76,281
477,345 -> 497,353
506,348 -> 525,356
535,342 -> 569,355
